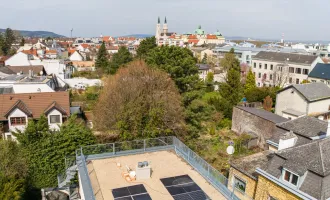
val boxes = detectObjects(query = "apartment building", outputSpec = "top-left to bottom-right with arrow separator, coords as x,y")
252,51 -> 322,87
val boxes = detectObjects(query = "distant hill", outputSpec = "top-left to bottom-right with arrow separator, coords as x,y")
0,28 -> 66,38
117,34 -> 154,39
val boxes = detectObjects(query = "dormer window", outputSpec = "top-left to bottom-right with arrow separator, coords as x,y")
50,115 -> 61,124
283,169 -> 299,186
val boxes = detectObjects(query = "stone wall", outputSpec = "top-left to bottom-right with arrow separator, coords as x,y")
254,176 -> 302,200
228,167 -> 256,200
231,107 -> 278,149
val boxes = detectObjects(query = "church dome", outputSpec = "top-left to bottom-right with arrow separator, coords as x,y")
194,25 -> 205,35
214,30 -> 222,36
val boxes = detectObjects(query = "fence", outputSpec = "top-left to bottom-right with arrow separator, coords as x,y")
73,136 -> 242,200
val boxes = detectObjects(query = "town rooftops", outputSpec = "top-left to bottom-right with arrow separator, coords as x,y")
308,63 -> 330,80
230,151 -> 271,180
264,137 -> 330,199
0,92 -> 70,121
236,106 -> 289,123
278,82 -> 330,102
0,66 -> 15,75
6,65 -> 46,75
254,51 -> 318,65
276,116 -> 327,138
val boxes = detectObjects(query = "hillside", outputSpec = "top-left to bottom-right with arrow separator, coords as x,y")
0,29 -> 66,38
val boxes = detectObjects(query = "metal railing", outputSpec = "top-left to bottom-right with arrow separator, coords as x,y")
75,136 -> 241,200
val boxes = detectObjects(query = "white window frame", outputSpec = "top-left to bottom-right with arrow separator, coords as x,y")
50,115 -> 61,124
282,168 -> 299,186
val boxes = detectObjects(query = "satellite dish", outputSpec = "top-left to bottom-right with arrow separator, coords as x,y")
226,146 -> 235,155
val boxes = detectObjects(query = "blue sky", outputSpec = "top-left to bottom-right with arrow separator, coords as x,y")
2,0 -> 329,41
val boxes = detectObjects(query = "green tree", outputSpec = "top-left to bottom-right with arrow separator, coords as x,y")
146,46 -> 200,94
219,48 -> 242,118
202,53 -> 207,64
244,69 -> 256,94
95,42 -> 110,70
136,37 -> 157,59
1,28 -> 15,55
20,38 -> 25,46
108,46 -> 133,74
15,115 -> 95,189
0,140 -> 28,199
205,72 -> 214,92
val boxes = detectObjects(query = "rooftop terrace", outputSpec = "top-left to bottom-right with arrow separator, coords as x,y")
70,137 -> 241,200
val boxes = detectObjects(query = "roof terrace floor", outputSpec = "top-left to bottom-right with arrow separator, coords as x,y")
88,150 -> 226,200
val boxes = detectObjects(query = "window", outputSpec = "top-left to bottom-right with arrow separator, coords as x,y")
6,134 -> 12,140
270,74 -> 273,80
258,73 -> 261,78
289,67 -> 294,73
253,72 -> 256,76
295,68 -> 302,74
259,63 -> 262,69
283,170 -> 299,185
303,69 -> 309,75
264,64 -> 268,69
254,63 -> 256,68
289,77 -> 292,83
10,117 -> 26,126
234,176 -> 246,193
270,64 -> 273,70
257,82 -> 260,86
296,78 -> 300,84
50,115 -> 61,124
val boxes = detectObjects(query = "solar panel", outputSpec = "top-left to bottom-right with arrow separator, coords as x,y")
112,184 -> 151,200
160,175 -> 211,200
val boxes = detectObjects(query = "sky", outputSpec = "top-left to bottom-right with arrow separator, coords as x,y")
1,0 -> 329,41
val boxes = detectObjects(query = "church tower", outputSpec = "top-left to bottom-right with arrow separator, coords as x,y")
156,17 -> 161,40
163,17 -> 168,34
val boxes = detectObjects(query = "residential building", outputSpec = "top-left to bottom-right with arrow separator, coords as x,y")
308,63 -> 330,84
69,51 -> 84,61
0,74 -> 58,94
5,52 -> 42,66
0,92 -> 70,140
275,83 -> 330,120
267,116 -> 329,151
58,137 -> 242,199
197,64 -> 212,81
252,51 -> 322,87
213,46 -> 261,66
256,137 -> 330,200
70,61 -> 95,72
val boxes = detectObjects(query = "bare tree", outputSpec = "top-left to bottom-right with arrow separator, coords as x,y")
272,64 -> 293,87
93,60 -> 186,138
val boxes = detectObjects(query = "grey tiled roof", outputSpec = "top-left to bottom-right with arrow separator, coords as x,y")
236,106 -> 289,123
276,116 -> 327,138
279,82 -> 330,102
309,63 -> 330,80
282,109 -> 305,117
265,138 -> 330,199
254,51 -> 318,65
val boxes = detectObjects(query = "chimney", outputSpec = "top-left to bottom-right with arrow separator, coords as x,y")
28,70 -> 32,78
278,131 -> 297,150
327,120 -> 330,136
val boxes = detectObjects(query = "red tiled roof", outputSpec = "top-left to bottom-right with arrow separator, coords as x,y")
46,50 -> 57,54
188,35 -> 197,39
80,44 -> 90,49
188,39 -> 199,44
68,48 -> 76,54
206,35 -> 218,39
0,92 -> 70,121
22,49 -> 38,56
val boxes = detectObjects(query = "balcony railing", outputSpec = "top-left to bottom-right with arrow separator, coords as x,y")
74,136 -> 242,200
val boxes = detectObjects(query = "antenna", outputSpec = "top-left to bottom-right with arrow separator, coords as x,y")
71,28 -> 73,38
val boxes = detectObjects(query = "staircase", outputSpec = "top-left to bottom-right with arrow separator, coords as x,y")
58,156 -> 78,188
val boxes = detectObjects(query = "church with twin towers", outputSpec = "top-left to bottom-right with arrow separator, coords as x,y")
155,16 -> 225,46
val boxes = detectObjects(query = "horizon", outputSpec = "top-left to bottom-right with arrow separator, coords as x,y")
2,0 -> 330,41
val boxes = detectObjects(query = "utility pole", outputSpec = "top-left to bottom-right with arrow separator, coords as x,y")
71,29 -> 73,38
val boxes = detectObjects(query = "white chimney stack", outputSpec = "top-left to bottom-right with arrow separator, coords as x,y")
278,131 -> 297,151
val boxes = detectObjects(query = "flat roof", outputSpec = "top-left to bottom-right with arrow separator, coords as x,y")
88,150 -> 226,200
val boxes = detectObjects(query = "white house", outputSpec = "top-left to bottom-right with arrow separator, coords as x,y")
252,51 -> 323,87
275,83 -> 330,120
0,92 -> 70,140
69,51 -> 84,61
5,52 -> 42,66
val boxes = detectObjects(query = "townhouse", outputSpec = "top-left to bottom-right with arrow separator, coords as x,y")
308,63 -> 330,85
0,92 -> 70,140
252,51 -> 323,87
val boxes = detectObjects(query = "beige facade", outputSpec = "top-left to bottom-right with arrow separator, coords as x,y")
252,57 -> 322,87
254,176 -> 302,200
228,168 -> 256,200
